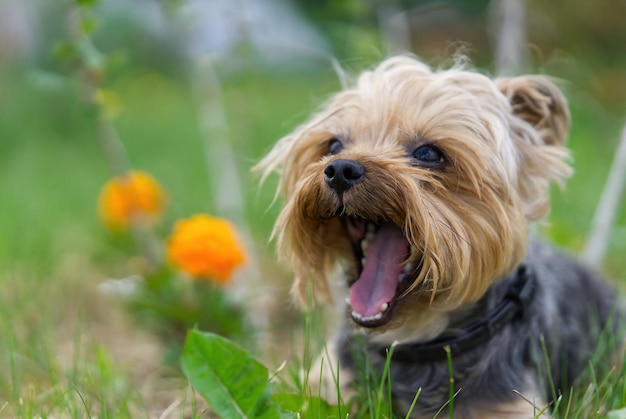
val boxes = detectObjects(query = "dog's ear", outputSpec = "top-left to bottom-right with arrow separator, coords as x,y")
497,76 -> 572,220
496,75 -> 570,147
254,132 -> 336,307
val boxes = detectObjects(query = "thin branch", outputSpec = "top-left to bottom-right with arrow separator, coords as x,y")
377,3 -> 412,55
67,4 -> 162,268
490,0 -> 527,77
582,123 -> 626,267
188,55 -> 266,331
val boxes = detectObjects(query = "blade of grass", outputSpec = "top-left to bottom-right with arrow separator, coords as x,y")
374,341 -> 396,418
316,355 -> 324,414
561,388 -> 574,418
8,335 -> 22,417
538,336 -> 558,405
432,388 -> 462,419
72,386 -> 92,419
404,387 -> 422,419
511,389 -> 548,419
445,345 -> 455,418
346,336 -> 375,416
190,386 -> 198,419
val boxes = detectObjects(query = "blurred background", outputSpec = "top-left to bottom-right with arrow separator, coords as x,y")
1,0 -> 625,416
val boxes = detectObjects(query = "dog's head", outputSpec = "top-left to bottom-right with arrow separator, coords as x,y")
256,56 -> 571,335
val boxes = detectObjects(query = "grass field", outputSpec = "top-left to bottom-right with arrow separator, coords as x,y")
0,57 -> 625,417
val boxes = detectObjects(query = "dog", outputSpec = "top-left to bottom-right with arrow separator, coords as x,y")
255,55 -> 621,418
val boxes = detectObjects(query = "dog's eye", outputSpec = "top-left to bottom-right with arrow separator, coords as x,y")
327,138 -> 343,155
412,145 -> 445,166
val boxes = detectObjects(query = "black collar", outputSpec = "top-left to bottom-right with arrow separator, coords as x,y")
380,265 -> 536,363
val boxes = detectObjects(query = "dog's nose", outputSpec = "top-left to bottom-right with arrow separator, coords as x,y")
324,159 -> 365,193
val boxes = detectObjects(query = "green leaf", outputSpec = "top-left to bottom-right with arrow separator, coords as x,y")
52,41 -> 78,63
272,393 -> 343,418
80,14 -> 99,35
254,399 -> 294,419
181,330 -> 271,418
271,393 -> 303,413
74,0 -> 99,5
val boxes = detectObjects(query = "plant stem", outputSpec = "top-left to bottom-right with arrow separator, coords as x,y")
67,3 -> 163,269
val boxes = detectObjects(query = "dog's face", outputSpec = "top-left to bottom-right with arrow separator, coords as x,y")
257,56 -> 571,337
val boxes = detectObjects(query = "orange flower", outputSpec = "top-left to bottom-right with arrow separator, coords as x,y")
167,214 -> 246,283
98,170 -> 166,230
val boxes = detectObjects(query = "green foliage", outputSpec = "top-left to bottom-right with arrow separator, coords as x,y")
551,312 -> 626,418
181,330 -> 349,418
127,268 -> 252,367
2,60 -> 624,417
1,0 -> 625,417
56,0 -> 253,375
272,393 -> 342,418
180,323 -> 626,418
181,331 -> 278,418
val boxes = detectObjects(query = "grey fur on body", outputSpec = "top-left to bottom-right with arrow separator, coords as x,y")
337,240 -> 620,416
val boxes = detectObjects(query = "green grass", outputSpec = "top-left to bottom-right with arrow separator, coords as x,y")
0,58 -> 625,418
0,63 -> 342,417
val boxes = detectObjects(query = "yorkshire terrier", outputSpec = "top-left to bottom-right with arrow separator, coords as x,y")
256,55 -> 621,418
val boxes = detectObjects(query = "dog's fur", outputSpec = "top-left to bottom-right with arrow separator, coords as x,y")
256,55 -> 620,418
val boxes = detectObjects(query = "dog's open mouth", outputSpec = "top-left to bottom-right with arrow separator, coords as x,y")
343,217 -> 418,328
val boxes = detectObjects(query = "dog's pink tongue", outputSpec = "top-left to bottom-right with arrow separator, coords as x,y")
349,222 -> 408,317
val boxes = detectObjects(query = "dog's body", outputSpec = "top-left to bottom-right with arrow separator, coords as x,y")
336,240 -> 617,418
256,55 -> 620,418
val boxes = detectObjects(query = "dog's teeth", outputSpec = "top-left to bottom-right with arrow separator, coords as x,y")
361,257 -> 366,266
361,238 -> 369,253
351,310 -> 384,322
380,303 -> 388,312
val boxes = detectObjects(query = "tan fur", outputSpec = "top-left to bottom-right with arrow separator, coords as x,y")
255,55 -> 571,331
